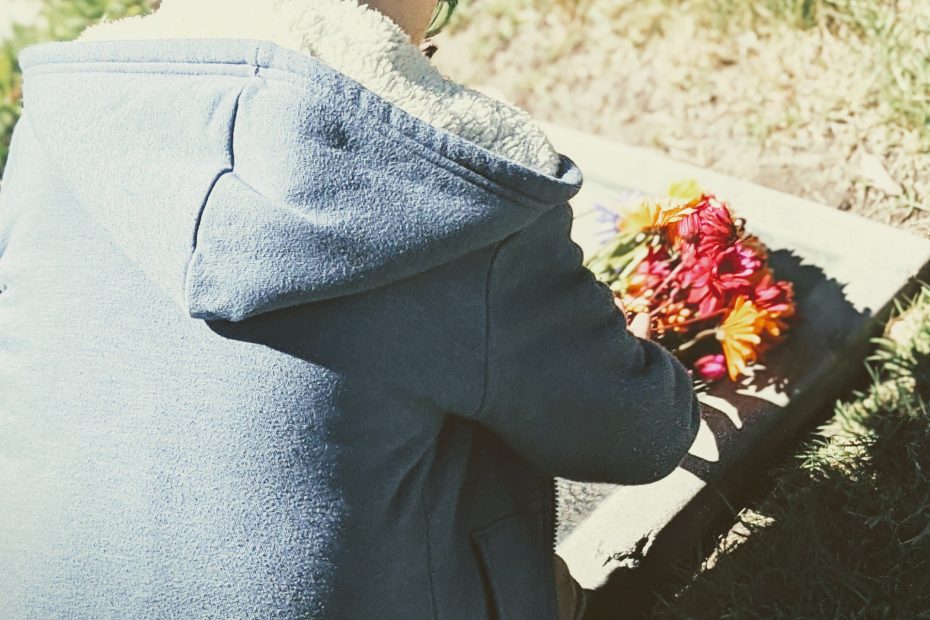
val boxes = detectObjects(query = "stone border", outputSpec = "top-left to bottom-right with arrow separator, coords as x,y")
541,122 -> 930,614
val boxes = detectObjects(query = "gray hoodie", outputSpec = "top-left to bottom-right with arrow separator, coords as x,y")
0,38 -> 700,619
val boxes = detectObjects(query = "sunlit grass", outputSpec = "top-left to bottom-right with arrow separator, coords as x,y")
674,0 -> 930,144
653,286 -> 930,618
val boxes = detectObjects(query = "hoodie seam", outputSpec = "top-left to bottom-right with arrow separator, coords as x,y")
183,85 -> 245,312
421,486 -> 441,619
23,64 -> 252,74
470,235 -> 516,422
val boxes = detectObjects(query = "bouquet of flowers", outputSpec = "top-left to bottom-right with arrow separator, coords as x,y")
586,180 -> 796,383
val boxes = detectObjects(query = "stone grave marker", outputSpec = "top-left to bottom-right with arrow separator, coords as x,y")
540,122 -> 930,614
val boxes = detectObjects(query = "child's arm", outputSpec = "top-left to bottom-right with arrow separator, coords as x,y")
468,203 -> 701,484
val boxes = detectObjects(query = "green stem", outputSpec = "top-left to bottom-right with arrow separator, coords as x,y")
675,328 -> 719,353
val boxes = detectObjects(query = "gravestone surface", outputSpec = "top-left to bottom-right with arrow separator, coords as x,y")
541,122 -> 930,609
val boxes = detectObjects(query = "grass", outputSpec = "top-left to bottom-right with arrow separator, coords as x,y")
449,0 -> 929,146
651,286 -> 930,618
669,0 -> 930,147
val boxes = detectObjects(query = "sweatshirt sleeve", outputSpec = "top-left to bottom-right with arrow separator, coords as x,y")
469,203 -> 701,484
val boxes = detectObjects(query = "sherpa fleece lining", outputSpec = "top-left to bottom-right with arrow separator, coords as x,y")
78,0 -> 563,176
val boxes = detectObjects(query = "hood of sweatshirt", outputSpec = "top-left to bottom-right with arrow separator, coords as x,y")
78,0 -> 564,177
16,38 -> 582,322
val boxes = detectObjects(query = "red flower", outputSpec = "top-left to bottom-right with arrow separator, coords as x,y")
589,180 -> 796,383
717,244 -> 763,290
671,196 -> 736,257
679,255 -> 723,315
752,270 -> 795,318
679,243 -> 763,315
694,354 -> 727,382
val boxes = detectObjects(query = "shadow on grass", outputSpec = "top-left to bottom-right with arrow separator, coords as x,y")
654,370 -> 930,619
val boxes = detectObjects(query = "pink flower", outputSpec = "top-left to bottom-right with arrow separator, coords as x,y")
694,354 -> 728,382
633,249 -> 672,286
624,248 -> 673,305
752,270 -> 795,318
717,244 -> 762,291
681,243 -> 763,315
671,197 -> 736,257
680,255 -> 724,315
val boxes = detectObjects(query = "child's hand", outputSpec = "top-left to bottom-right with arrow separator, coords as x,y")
628,312 -> 652,340
613,295 -> 652,340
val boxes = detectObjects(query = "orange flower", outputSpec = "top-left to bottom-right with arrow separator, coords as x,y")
716,296 -> 784,381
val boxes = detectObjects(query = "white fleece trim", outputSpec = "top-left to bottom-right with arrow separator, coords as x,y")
79,0 -> 562,176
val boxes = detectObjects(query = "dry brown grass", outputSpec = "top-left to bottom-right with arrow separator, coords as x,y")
434,0 -> 930,236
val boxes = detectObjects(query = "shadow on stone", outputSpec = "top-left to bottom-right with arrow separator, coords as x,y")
680,249 -> 868,487
572,249 -> 906,619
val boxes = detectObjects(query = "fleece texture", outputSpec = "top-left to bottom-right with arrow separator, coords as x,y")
0,38 -> 701,619
78,0 -> 563,176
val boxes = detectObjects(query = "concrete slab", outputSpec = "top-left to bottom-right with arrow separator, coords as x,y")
541,122 -> 930,611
